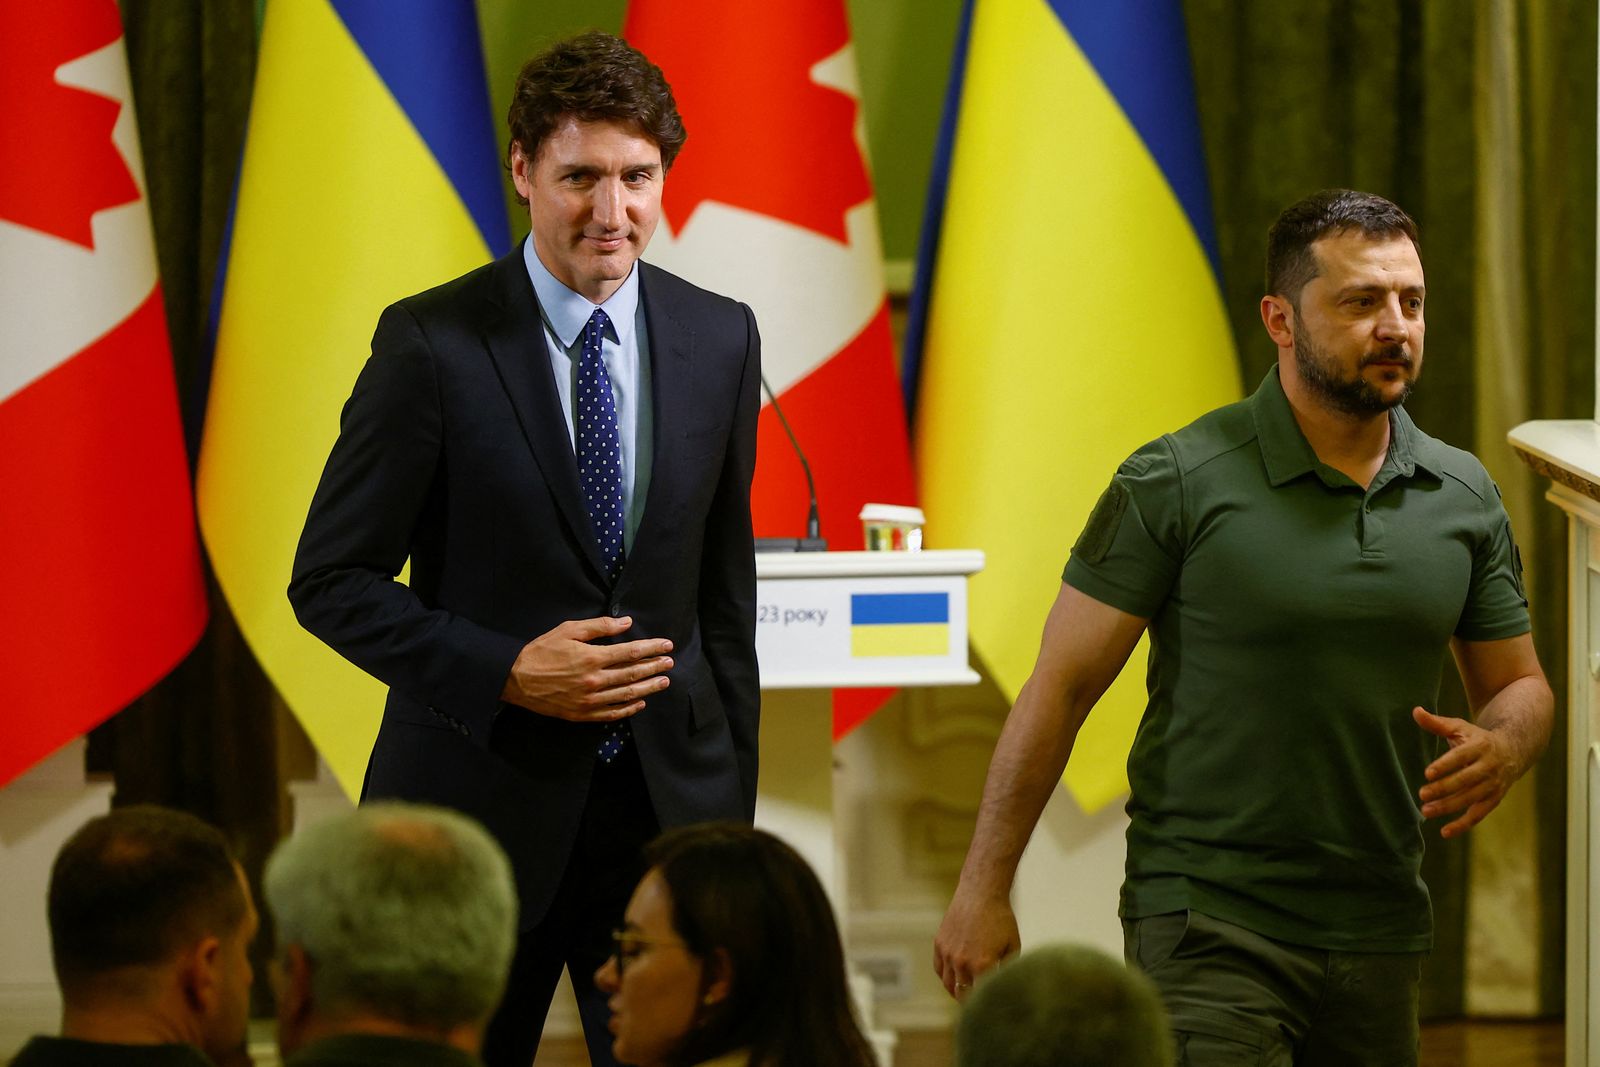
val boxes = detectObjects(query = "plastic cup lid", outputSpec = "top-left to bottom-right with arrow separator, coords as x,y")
858,503 -> 926,525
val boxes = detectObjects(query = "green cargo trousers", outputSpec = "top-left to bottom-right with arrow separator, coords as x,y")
1123,910 -> 1424,1066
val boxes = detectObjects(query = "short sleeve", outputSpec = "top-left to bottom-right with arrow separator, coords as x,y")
1455,484 -> 1532,641
1062,437 -> 1183,618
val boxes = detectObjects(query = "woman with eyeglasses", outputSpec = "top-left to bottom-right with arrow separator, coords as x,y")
594,822 -> 878,1067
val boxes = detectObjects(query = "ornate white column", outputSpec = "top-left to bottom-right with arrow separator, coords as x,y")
1507,421 -> 1600,1067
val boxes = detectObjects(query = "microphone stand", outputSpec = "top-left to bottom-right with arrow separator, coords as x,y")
754,373 -> 828,552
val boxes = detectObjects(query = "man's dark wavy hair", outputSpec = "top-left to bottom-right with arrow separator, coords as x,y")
1265,189 -> 1420,308
506,31 -> 686,204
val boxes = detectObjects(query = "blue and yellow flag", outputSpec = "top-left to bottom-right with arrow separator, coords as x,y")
850,593 -> 951,658
907,0 -> 1239,811
196,0 -> 507,798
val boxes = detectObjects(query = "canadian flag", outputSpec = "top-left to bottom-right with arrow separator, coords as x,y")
624,0 -> 917,737
0,0 -> 208,786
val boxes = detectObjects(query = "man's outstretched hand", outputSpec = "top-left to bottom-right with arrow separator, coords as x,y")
502,616 -> 673,721
1413,706 -> 1518,839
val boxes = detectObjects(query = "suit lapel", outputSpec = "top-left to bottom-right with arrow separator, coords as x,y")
623,263 -> 695,584
481,247 -> 610,584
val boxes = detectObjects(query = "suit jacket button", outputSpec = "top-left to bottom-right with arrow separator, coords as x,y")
609,601 -> 623,617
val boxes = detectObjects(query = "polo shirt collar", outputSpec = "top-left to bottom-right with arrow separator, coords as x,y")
1390,403 -> 1445,479
522,235 -> 640,350
1251,364 -> 1443,486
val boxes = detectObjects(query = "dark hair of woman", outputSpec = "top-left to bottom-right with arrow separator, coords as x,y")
643,822 -> 877,1067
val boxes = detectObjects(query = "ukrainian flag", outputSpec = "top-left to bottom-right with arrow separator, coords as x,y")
907,0 -> 1239,810
196,0 -> 508,798
850,593 -> 951,658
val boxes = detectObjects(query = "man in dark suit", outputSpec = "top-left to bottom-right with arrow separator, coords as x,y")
288,31 -> 759,1067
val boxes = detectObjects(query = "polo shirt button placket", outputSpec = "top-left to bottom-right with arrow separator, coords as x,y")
1360,497 -> 1383,557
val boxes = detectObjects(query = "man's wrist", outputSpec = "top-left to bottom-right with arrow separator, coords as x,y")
955,866 -> 1015,905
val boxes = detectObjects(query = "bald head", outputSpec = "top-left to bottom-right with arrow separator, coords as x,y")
263,803 -> 517,1037
956,944 -> 1173,1067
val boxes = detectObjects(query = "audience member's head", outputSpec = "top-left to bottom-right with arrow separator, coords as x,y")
594,823 -> 876,1067
262,802 -> 517,1059
954,944 -> 1173,1067
47,805 -> 256,1062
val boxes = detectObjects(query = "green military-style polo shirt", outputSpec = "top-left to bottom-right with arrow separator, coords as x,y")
1064,366 -> 1530,952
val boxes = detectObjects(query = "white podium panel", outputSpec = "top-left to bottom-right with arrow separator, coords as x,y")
755,549 -> 983,688
751,549 -> 983,1062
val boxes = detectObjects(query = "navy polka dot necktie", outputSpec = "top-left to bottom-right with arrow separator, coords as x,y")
577,308 -> 629,763
577,307 -> 625,583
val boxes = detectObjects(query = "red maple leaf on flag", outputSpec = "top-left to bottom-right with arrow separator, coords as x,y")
0,0 -> 139,249
623,2 -> 871,244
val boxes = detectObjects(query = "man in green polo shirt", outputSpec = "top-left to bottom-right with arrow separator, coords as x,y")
932,189 -> 1553,1066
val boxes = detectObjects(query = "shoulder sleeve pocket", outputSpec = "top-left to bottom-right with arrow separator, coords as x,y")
1072,481 -> 1130,564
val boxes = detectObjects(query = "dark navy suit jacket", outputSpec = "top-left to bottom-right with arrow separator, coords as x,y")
289,247 -> 760,926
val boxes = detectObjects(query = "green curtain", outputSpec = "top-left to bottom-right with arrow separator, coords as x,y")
105,2 -> 263,792
97,0 -> 289,1008
1183,0 -> 1593,1016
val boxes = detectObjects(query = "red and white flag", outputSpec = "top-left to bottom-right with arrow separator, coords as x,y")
624,0 -> 918,737
0,0 -> 208,786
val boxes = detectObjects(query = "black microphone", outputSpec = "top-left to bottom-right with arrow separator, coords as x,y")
754,372 -> 828,552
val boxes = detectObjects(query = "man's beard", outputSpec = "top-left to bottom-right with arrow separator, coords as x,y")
1292,318 -> 1414,417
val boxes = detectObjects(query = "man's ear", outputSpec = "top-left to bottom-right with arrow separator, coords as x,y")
701,947 -> 734,1008
273,944 -> 316,1057
510,142 -> 533,196
281,945 -> 315,1023
1260,294 -> 1296,349
178,936 -> 224,1015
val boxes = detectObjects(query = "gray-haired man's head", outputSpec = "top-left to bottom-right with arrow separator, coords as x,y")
955,944 -> 1173,1067
263,803 -> 517,1055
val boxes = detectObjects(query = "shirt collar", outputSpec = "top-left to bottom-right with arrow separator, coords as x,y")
522,235 -> 640,351
1390,402 -> 1445,479
1250,364 -> 1443,486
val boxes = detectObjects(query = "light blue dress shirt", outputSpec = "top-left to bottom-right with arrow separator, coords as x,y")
523,237 -> 654,551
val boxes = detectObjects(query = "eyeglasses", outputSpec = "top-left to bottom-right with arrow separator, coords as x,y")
610,929 -> 687,975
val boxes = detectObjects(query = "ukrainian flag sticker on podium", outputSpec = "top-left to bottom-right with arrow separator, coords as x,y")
753,552 -> 981,688
850,593 -> 951,658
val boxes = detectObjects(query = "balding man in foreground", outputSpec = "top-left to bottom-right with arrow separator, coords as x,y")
263,803 -> 517,1067
955,944 -> 1171,1067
